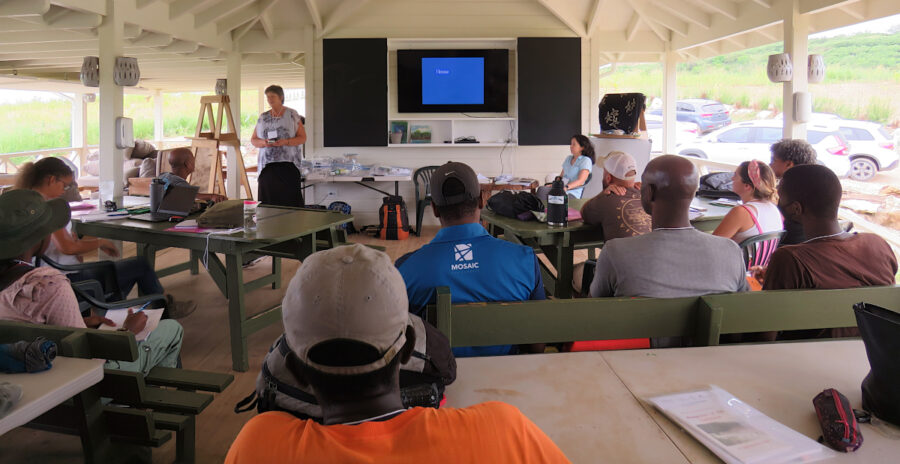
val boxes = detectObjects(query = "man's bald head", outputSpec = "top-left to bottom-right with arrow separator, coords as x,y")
168,147 -> 195,179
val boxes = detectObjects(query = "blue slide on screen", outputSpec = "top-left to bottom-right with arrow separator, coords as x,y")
421,57 -> 484,105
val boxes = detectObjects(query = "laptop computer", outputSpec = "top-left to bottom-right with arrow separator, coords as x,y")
132,185 -> 200,222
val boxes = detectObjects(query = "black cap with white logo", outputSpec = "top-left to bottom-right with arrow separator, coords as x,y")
431,162 -> 481,207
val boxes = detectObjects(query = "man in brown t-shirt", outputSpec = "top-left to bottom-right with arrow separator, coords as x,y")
579,151 -> 651,240
574,151 -> 650,294
763,164 -> 897,338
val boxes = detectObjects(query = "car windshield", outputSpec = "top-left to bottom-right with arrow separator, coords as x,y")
878,126 -> 892,139
702,103 -> 725,113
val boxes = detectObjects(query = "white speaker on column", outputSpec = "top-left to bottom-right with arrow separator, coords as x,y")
793,92 -> 812,123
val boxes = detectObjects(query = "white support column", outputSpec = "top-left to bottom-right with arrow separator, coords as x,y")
71,92 -> 86,170
226,51 -> 241,198
589,37 -> 601,135
662,47 -> 678,155
782,0 -> 809,140
98,0 -> 125,207
304,26 -> 316,153
153,90 -> 163,145
257,86 -> 265,114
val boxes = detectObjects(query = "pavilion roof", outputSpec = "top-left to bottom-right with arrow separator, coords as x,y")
0,0 -> 896,92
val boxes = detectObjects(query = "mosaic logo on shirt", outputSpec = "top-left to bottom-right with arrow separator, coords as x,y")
451,243 -> 479,270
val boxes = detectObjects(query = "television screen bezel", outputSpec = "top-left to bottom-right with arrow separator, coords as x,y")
397,49 -> 509,113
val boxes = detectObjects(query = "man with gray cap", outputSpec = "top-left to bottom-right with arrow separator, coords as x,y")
396,161 -> 545,357
226,244 -> 568,463
590,155 -> 748,300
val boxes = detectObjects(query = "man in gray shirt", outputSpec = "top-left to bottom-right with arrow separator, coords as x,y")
590,155 -> 748,298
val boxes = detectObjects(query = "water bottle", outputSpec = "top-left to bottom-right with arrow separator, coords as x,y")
243,200 -> 258,232
547,177 -> 568,227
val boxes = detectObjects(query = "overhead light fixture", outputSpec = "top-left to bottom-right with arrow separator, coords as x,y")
83,93 -> 96,103
808,54 -> 825,83
767,53 -> 792,83
80,56 -> 99,87
114,57 -> 140,86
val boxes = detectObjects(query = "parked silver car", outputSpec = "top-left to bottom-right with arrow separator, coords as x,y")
835,120 -> 899,181
676,120 -> 852,178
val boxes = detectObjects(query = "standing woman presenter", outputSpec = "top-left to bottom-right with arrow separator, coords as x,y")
251,85 -> 307,206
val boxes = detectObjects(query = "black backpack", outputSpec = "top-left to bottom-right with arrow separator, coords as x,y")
487,191 -> 544,219
377,195 -> 411,240
697,172 -> 741,200
235,314 -> 456,421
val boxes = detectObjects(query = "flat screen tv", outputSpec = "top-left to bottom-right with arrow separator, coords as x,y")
397,49 -> 508,113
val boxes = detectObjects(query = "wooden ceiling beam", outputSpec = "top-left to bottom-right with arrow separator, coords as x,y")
630,1 -> 671,43
654,0 -> 712,29
168,0 -> 209,20
536,0 -> 587,37
0,0 -> 50,17
216,3 -> 260,35
194,0 -> 254,28
625,12 -> 641,42
303,0 -> 323,31
321,0 -> 370,37
587,0 -> 606,37
689,0 -> 738,21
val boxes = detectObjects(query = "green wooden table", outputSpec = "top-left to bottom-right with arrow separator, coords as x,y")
74,206 -> 352,371
480,197 -> 731,299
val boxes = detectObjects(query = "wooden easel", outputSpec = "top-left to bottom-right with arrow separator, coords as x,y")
190,95 -> 253,199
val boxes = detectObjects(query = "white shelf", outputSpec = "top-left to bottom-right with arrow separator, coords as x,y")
389,116 -> 516,121
389,142 -> 516,148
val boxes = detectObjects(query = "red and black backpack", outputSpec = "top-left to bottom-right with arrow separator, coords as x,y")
377,195 -> 410,240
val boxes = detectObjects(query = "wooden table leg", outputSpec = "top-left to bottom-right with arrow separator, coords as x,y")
271,257 -> 282,290
225,252 -> 249,372
189,250 -> 200,275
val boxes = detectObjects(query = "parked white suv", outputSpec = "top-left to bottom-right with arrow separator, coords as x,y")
676,120 -> 852,178
835,120 -> 899,181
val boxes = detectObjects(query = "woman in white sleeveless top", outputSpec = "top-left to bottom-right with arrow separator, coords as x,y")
713,160 -> 783,243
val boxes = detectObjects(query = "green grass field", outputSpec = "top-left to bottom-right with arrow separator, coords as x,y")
0,90 -> 264,156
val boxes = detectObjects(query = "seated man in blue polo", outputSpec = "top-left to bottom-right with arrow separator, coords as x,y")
396,161 -> 545,357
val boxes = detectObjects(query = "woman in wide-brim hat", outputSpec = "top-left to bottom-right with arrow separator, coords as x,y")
0,189 -> 184,372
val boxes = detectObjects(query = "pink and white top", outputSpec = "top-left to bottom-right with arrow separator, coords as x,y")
732,200 -> 783,243
0,266 -> 85,328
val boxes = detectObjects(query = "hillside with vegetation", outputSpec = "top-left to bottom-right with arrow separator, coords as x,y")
601,31 -> 900,125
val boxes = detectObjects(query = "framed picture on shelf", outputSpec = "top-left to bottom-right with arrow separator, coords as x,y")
390,120 -> 409,144
410,124 -> 432,144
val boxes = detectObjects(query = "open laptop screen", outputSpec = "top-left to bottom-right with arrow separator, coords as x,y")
157,185 -> 199,215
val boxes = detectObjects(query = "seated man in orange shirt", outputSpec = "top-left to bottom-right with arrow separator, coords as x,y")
226,244 -> 569,464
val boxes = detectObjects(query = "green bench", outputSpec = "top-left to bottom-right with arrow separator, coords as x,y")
429,287 -> 703,347
696,285 -> 900,345
0,321 -> 233,464
429,285 -> 900,348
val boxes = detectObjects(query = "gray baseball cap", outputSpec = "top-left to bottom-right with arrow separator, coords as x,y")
431,162 -> 480,207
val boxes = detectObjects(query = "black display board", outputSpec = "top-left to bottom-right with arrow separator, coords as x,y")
323,38 -> 388,147
517,38 -> 581,146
